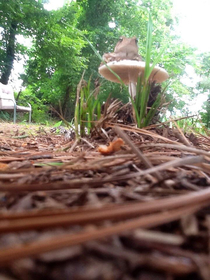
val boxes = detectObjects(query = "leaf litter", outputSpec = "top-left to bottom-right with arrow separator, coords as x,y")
0,122 -> 210,280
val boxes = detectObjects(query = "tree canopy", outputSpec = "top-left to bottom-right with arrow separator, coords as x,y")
0,0 -> 48,84
0,0 -> 203,121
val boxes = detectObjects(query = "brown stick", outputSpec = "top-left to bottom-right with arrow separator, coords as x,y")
114,126 -> 162,180
0,204 -> 202,266
1,187 -> 210,233
0,154 -> 205,193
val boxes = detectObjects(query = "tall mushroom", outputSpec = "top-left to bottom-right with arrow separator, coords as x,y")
98,60 -> 169,99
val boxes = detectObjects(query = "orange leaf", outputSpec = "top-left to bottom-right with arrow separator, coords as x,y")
98,138 -> 124,155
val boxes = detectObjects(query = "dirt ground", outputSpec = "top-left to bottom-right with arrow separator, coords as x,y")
0,121 -> 210,280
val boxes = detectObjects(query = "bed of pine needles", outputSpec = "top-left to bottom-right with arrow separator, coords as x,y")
0,118 -> 210,280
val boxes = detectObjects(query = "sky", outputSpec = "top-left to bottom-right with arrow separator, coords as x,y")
44,0 -> 65,10
172,0 -> 210,52
172,0 -> 210,112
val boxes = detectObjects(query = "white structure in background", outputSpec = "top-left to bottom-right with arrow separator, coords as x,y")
0,82 -> 32,123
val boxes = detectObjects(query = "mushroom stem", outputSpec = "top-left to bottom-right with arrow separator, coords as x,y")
128,81 -> 136,100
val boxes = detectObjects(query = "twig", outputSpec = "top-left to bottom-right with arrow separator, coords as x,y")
180,178 -> 200,191
50,106 -> 70,127
81,137 -> 95,149
0,204 -> 203,265
86,241 -> 194,275
144,115 -> 197,129
1,187 -> 210,233
0,155 -> 206,193
172,119 -> 192,146
114,126 -> 163,180
69,139 -> 79,153
12,135 -> 30,139
108,123 -> 183,145
139,143 -> 210,157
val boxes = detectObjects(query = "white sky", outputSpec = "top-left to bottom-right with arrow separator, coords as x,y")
172,0 -> 210,52
44,0 -> 65,10
172,0 -> 210,112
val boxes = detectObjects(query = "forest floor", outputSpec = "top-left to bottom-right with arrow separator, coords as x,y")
0,121 -> 210,280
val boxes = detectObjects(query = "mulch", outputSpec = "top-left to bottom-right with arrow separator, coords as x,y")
0,122 -> 210,280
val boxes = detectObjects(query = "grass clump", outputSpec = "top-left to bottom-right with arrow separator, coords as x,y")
74,74 -> 101,138
131,11 -> 168,128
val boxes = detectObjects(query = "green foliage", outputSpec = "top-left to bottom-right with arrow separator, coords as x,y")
196,52 -> 210,77
200,95 -> 210,128
54,120 -> 63,127
18,87 -> 50,123
166,80 -> 192,114
98,82 -> 129,104
196,53 -> 210,96
175,117 -> 208,135
76,0 -> 196,112
0,0 -> 199,124
0,111 -> 11,122
194,52 -> 210,128
21,3 -> 87,120
77,0 -> 176,78
74,77 -> 101,137
0,0 -> 47,84
131,12 -> 168,127
199,78 -> 210,91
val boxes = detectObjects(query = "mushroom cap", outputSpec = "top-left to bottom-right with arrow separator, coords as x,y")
98,60 -> 169,84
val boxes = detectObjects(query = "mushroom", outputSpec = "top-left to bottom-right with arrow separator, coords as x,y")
98,60 -> 169,99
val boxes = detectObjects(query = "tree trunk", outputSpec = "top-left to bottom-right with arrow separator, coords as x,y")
62,85 -> 71,119
0,22 -> 17,85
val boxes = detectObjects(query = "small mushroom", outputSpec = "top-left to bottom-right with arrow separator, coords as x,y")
98,60 -> 169,99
